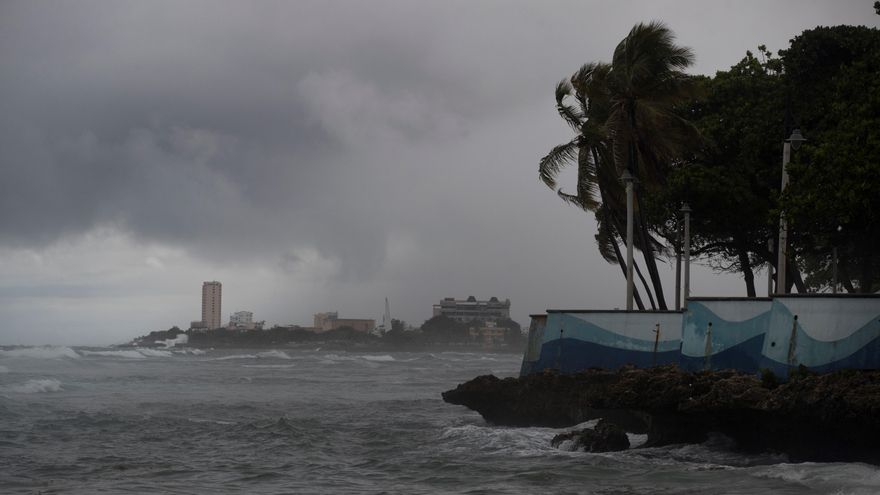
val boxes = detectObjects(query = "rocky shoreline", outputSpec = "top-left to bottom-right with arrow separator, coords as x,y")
442,366 -> 880,464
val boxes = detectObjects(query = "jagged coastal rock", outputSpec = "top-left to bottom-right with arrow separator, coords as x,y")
441,366 -> 880,463
550,419 -> 630,453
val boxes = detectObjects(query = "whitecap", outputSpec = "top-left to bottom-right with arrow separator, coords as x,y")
11,378 -> 62,393
156,334 -> 189,348
361,355 -> 395,362
0,346 -> 80,360
136,348 -> 173,358
80,348 -> 173,359
256,350 -> 292,360
81,350 -> 147,359
749,462 -> 880,491
241,364 -> 297,369
211,354 -> 258,361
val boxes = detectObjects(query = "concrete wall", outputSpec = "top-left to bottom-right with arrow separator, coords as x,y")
524,310 -> 682,374
680,298 -> 772,373
760,295 -> 880,377
521,295 -> 880,378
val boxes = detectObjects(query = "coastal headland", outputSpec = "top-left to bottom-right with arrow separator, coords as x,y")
442,365 -> 880,464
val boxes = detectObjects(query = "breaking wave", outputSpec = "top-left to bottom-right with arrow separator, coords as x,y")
361,355 -> 395,362
0,346 -> 80,359
80,348 -> 173,359
211,350 -> 293,361
11,378 -> 63,393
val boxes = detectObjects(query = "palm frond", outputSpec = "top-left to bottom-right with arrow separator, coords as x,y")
555,79 -> 584,132
538,138 -> 579,189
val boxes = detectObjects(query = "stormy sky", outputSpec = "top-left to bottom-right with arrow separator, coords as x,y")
1,1 -> 876,345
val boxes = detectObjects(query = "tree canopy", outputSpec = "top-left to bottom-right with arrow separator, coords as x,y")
542,20 -> 880,298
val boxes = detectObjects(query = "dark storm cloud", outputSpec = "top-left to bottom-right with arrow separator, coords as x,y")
0,0 -> 495,279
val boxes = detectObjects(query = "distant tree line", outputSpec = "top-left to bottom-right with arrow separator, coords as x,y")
132,315 -> 525,351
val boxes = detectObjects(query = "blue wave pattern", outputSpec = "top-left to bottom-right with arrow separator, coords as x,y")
524,312 -> 681,374
760,298 -> 880,377
680,300 -> 771,373
521,296 -> 880,379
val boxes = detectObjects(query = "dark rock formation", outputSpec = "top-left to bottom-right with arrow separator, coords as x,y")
551,419 -> 630,453
441,366 -> 880,464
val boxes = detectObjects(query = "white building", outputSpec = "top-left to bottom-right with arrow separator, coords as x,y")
432,296 -> 511,323
228,310 -> 263,330
201,281 -> 222,329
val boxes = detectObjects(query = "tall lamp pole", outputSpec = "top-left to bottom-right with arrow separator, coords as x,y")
621,170 -> 637,310
776,128 -> 805,294
681,203 -> 692,309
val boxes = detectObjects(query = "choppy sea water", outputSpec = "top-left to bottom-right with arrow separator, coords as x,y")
1,346 -> 879,494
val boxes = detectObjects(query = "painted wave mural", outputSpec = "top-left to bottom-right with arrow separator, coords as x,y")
521,295 -> 880,379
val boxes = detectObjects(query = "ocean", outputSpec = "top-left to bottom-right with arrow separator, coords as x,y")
1,346 -> 878,494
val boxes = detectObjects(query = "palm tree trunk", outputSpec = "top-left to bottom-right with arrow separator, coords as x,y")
611,233 -> 646,310
627,104 -> 668,310
634,193 -> 668,309
634,260 -> 657,309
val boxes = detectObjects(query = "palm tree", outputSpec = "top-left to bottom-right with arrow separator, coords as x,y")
539,21 -> 699,309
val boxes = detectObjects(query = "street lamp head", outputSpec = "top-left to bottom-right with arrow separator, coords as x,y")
680,203 -> 692,214
787,128 -> 806,151
620,169 -> 636,184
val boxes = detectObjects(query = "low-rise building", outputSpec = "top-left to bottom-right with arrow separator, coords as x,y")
228,310 -> 264,330
433,296 -> 511,323
313,311 -> 375,333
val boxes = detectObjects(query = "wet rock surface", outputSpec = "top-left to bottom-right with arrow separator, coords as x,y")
550,419 -> 630,453
441,366 -> 880,463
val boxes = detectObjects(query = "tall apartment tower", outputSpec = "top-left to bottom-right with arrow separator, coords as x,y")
201,281 -> 222,329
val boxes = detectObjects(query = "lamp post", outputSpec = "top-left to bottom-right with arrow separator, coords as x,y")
621,169 -> 636,310
681,203 -> 692,309
776,128 -> 805,294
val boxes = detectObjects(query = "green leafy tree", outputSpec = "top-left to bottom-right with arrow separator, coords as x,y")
420,315 -> 469,343
657,48 -> 786,296
782,25 -> 880,292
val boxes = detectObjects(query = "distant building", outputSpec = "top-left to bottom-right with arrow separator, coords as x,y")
228,310 -> 264,330
433,296 -> 511,323
190,320 -> 208,332
202,281 -> 222,330
313,311 -> 375,333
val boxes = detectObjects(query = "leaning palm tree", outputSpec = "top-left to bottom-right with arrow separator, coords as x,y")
539,21 -> 700,309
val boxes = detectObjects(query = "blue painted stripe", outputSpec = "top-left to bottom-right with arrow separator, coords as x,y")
682,302 -> 770,357
678,334 -> 765,373
531,338 -> 680,373
544,313 -> 680,354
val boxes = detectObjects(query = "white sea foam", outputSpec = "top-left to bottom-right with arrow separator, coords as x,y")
81,348 -> 173,359
157,334 -> 189,348
242,364 -> 297,369
257,350 -> 293,360
361,354 -> 395,362
12,378 -> 62,393
749,462 -> 880,492
173,348 -> 206,356
440,423 -> 562,457
210,350 -> 292,361
212,353 -> 258,361
137,348 -> 174,358
0,346 -> 80,359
